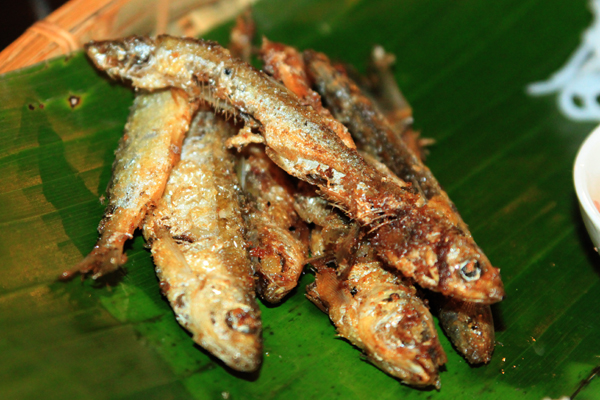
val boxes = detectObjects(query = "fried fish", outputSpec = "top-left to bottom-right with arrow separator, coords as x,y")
62,89 -> 195,280
143,109 -> 262,371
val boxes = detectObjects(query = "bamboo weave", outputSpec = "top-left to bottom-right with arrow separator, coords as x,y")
0,0 -> 255,74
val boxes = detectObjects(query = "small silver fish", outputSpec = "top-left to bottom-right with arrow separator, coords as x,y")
61,89 -> 195,280
143,109 -> 262,372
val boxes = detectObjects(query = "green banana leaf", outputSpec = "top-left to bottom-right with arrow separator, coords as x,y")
1,0 -> 599,398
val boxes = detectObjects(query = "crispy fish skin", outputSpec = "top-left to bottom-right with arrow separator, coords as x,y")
306,258 -> 447,388
143,110 -> 262,372
61,89 -> 194,280
84,35 -> 502,304
240,145 -> 309,303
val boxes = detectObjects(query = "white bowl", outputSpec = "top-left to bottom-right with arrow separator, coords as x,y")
574,124 -> 600,250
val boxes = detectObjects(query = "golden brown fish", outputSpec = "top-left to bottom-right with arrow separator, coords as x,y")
61,89 -> 195,280
302,48 -> 503,303
84,35 -> 503,304
239,145 -> 310,303
306,250 -> 447,388
294,184 -> 446,387
143,109 -> 262,372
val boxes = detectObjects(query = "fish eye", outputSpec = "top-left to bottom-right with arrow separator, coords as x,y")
459,260 -> 481,282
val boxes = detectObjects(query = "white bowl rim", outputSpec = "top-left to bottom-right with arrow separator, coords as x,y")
574,123 -> 600,230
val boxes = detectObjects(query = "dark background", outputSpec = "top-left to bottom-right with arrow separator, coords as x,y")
1,0 -> 68,51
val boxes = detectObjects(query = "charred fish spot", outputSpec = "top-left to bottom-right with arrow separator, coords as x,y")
174,293 -> 185,308
278,254 -> 287,272
459,260 -> 481,282
224,68 -> 232,76
68,95 -> 81,109
225,308 -> 259,334
288,225 -> 296,232
172,233 -> 195,243
159,280 -> 170,295
350,287 -> 358,296
383,293 -> 400,302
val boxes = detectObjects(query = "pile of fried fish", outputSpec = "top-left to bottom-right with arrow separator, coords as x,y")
63,15 -> 504,388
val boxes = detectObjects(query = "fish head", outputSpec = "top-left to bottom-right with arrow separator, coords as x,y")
438,234 -> 504,304
188,277 -> 263,372
357,283 -> 447,388
84,36 -> 170,88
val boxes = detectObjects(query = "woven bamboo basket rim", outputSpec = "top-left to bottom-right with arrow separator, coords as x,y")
0,0 -> 255,75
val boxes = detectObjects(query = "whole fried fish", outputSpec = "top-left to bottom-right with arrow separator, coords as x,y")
143,109 -> 262,372
307,255 -> 447,388
303,48 -> 503,303
293,182 -> 446,387
62,89 -> 195,280
84,35 -> 503,304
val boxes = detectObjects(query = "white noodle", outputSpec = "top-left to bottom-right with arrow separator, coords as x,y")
527,0 -> 600,121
